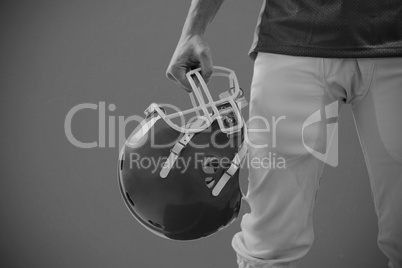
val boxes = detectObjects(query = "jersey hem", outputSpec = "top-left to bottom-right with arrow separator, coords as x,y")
250,43 -> 402,60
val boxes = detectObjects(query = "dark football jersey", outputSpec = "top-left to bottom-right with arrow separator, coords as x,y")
250,0 -> 402,58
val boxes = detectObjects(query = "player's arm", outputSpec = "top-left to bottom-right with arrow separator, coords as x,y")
166,0 -> 225,91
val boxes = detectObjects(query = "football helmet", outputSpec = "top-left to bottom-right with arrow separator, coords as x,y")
118,66 -> 248,240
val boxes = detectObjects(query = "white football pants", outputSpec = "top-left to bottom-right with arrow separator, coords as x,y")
232,52 -> 402,268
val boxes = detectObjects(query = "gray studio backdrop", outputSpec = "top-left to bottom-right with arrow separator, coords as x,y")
0,1 -> 388,267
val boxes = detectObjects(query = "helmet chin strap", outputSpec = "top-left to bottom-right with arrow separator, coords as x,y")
212,135 -> 248,196
159,116 -> 207,179
125,112 -> 161,148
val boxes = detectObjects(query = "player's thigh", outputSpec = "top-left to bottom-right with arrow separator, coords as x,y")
249,52 -> 334,159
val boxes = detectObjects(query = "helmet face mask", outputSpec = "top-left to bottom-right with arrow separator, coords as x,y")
148,67 -> 247,135
118,67 -> 248,240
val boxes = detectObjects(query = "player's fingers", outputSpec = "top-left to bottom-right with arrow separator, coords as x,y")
166,65 -> 193,92
198,47 -> 213,84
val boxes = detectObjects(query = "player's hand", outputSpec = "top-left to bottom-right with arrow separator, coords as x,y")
166,35 -> 213,92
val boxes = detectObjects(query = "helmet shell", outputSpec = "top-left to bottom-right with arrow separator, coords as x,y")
118,116 -> 243,240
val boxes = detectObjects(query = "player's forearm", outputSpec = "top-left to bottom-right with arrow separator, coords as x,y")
180,0 -> 225,39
